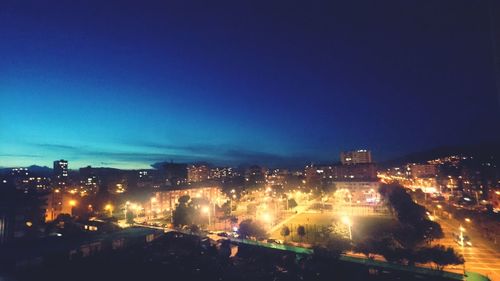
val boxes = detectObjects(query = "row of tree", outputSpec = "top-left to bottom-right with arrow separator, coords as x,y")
355,184 -> 463,269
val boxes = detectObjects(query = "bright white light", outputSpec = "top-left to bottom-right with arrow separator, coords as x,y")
262,213 -> 272,222
341,216 -> 351,226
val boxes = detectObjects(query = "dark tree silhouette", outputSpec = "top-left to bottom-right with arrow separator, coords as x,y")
297,225 -> 306,242
238,219 -> 267,240
418,245 -> 464,270
313,235 -> 351,260
280,226 -> 290,241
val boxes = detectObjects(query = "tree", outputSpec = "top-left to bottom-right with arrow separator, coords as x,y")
414,188 -> 426,202
330,222 -> 350,240
172,195 -> 195,227
418,245 -> 464,270
313,235 -> 351,260
220,201 -> 231,217
280,226 -> 290,241
238,219 -> 267,240
287,198 -> 298,209
318,225 -> 332,240
126,210 -> 135,225
354,238 -> 378,259
297,225 -> 306,242
421,220 -> 444,244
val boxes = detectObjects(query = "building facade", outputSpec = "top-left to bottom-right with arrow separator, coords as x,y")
53,160 -> 68,187
340,150 -> 372,165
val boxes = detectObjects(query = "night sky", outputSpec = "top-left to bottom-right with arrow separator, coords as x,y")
1,0 -> 499,169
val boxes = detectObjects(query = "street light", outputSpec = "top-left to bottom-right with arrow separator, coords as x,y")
69,199 -> 77,216
202,206 -> 211,226
105,204 -> 113,217
262,213 -> 272,224
341,216 -> 352,240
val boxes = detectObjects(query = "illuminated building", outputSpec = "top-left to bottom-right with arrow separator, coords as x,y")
0,179 -> 47,244
187,164 -> 210,183
79,166 -> 99,193
53,160 -> 68,187
45,190 -> 74,221
409,164 -> 437,178
245,165 -> 266,185
164,163 -> 188,186
266,169 -> 289,186
340,150 -> 372,165
304,163 -> 377,187
146,185 -> 223,214
209,167 -> 235,180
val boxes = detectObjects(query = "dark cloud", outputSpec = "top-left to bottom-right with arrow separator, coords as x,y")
35,143 -> 81,150
28,141 -> 309,168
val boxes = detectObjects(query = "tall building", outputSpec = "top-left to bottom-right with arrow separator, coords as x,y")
187,164 -> 210,183
164,163 -> 188,186
245,165 -> 266,186
80,166 -> 99,193
304,163 -> 377,187
53,160 -> 68,187
340,150 -> 372,165
209,167 -> 235,180
0,180 -> 47,244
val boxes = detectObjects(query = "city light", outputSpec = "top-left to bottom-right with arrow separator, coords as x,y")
261,213 -> 272,223
105,204 -> 113,216
201,206 -> 211,225
341,216 -> 352,240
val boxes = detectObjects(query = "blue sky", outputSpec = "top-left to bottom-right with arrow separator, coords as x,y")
1,0 -> 499,169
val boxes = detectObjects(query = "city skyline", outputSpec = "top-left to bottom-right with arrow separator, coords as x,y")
1,1 -> 499,169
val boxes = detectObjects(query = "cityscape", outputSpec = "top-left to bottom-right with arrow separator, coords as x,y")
1,1 -> 500,281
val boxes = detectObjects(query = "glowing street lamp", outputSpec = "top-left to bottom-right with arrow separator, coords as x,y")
341,216 -> 352,240
262,213 -> 272,224
104,204 -> 113,217
69,200 -> 77,217
202,206 -> 211,226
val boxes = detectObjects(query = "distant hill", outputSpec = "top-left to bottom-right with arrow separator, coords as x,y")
381,141 -> 500,168
0,165 -> 53,176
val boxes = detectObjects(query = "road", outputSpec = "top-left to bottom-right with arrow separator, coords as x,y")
435,216 -> 500,281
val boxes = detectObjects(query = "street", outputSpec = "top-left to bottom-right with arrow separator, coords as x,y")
435,216 -> 500,281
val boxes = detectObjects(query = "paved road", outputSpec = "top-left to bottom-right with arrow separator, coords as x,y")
435,216 -> 500,281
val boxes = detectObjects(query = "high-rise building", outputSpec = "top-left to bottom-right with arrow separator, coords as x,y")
209,167 -> 235,180
164,163 -> 188,186
53,160 -> 68,187
187,164 -> 210,183
245,165 -> 267,186
340,150 -> 372,165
